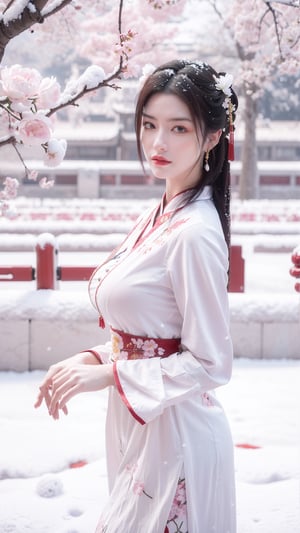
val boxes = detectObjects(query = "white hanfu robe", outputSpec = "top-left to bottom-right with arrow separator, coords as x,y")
88,186 -> 236,533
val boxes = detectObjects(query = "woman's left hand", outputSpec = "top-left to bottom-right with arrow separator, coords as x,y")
35,364 -> 114,420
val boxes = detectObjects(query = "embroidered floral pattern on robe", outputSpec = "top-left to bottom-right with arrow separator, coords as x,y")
166,477 -> 188,533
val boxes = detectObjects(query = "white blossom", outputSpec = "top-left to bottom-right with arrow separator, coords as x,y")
214,73 -> 233,97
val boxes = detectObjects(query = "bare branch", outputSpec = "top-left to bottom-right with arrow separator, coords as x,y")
264,1 -> 287,59
207,0 -> 223,20
12,142 -> 31,176
0,134 -> 15,147
117,0 -> 124,75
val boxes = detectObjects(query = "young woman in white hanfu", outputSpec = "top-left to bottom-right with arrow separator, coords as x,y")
35,59 -> 238,533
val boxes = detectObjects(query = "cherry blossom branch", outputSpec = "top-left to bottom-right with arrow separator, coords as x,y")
0,0 -> 126,165
47,0 -> 125,117
46,73 -> 123,117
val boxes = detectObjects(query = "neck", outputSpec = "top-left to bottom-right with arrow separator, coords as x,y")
165,185 -> 196,205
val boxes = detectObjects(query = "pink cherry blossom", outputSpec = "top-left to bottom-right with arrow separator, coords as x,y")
0,64 -> 42,103
28,170 -> 39,181
39,177 -> 55,189
0,176 -> 19,199
17,112 -> 52,146
36,77 -> 61,109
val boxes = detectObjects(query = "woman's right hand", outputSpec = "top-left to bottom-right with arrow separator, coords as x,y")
34,350 -> 100,419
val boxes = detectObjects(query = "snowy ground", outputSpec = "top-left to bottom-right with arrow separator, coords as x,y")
0,361 -> 299,533
0,197 -> 299,532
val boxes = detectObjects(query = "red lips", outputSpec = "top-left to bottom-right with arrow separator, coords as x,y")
151,155 -> 171,166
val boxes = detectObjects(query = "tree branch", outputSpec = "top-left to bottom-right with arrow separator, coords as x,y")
0,134 -> 15,147
0,0 -> 72,63
264,0 -> 299,6
264,1 -> 288,60
47,77 -> 123,118
207,0 -> 255,62
41,0 -> 72,19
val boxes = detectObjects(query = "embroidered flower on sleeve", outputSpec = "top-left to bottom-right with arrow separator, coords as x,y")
126,462 -> 138,474
201,392 -> 214,407
126,462 -> 153,499
133,481 -> 145,495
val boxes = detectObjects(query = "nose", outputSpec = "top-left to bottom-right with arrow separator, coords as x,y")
153,129 -> 167,152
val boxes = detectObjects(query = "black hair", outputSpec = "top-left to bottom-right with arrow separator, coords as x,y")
135,59 -> 238,251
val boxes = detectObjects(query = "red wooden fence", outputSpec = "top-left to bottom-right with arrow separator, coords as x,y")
1,235 -> 245,292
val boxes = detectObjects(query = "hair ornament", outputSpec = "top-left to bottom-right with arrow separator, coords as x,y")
227,100 -> 235,161
213,73 -> 233,98
213,72 -> 235,161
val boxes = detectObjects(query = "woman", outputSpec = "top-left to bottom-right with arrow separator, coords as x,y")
35,59 -> 238,533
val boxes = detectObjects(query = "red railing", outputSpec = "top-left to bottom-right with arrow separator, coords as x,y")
0,234 -> 245,293
0,266 -> 34,282
229,245 -> 245,293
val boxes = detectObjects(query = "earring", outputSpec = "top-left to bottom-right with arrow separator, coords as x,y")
228,100 -> 235,161
204,150 -> 210,172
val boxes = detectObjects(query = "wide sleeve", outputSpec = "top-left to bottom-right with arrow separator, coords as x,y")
86,341 -> 113,364
113,222 -> 233,425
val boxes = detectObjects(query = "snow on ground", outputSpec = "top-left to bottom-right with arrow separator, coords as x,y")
0,360 -> 299,533
0,197 -> 299,532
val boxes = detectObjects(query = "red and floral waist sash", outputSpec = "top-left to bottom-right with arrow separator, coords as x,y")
110,326 -> 181,361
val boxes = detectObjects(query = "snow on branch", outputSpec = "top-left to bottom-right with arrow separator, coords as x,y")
264,0 -> 300,6
41,0 -> 72,18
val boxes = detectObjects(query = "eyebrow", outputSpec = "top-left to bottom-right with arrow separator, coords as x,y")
142,111 -> 192,123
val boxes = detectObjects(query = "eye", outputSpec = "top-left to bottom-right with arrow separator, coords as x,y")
142,121 -> 155,129
173,125 -> 188,133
